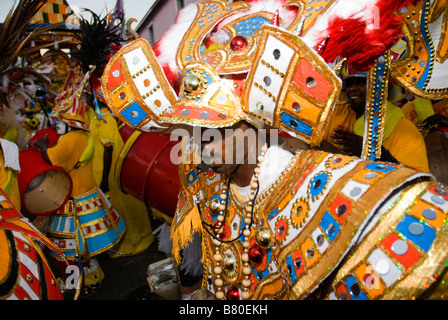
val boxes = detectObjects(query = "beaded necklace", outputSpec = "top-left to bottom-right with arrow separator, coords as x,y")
206,143 -> 268,300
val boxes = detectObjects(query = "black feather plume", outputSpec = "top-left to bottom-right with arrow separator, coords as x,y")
71,9 -> 123,77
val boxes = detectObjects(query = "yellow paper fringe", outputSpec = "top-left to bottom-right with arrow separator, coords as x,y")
170,205 -> 207,266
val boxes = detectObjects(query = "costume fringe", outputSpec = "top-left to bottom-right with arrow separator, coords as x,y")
179,232 -> 204,278
170,205 -> 205,266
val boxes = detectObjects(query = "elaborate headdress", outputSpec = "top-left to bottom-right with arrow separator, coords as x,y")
101,0 -> 426,148
50,70 -> 91,130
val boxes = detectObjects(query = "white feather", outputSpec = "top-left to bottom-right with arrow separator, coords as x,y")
152,222 -> 173,256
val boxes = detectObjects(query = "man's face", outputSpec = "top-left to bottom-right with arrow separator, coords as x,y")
200,122 -> 258,176
344,77 -> 367,115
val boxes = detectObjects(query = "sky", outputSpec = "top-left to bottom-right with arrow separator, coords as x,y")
0,0 -> 156,27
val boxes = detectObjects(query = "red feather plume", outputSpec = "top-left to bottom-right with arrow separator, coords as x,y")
317,0 -> 421,74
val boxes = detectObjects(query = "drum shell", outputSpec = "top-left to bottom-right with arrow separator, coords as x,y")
117,126 -> 180,218
17,148 -> 72,216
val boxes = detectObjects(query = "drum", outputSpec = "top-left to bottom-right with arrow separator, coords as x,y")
425,128 -> 448,185
17,148 -> 72,216
115,125 -> 180,218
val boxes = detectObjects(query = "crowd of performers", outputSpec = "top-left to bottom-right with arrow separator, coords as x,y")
2,0 -> 448,300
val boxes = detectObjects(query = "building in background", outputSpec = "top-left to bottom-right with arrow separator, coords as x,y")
136,0 -> 195,45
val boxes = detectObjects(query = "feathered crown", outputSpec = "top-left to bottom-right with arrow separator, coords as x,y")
100,0 -> 422,147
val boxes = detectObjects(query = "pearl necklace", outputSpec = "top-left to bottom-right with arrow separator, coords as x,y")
212,143 -> 268,300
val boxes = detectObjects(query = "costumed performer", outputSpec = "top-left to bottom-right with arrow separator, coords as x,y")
101,0 -> 448,300
324,73 -> 429,172
33,71 -> 126,297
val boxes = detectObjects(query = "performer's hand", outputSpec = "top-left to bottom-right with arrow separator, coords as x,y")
423,114 -> 448,130
32,135 -> 49,152
330,128 -> 363,156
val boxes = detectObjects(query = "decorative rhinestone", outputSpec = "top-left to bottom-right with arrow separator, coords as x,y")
336,204 -> 347,216
256,101 -> 264,111
131,111 -> 138,118
363,273 -> 375,289
292,102 -> 301,112
422,208 -> 437,220
217,95 -> 227,105
200,111 -> 210,119
181,109 -> 190,116
350,283 -> 361,297
339,291 -> 348,300
431,194 -> 445,205
332,157 -> 342,164
316,234 -> 325,247
273,49 -> 281,60
365,172 -> 377,179
294,256 -> 303,269
306,77 -> 316,88
391,239 -> 408,255
289,119 -> 298,128
132,56 -> 140,65
326,224 -> 335,237
306,247 -> 315,259
350,187 -> 362,197
434,187 -> 447,196
263,76 -> 271,87
277,224 -> 285,235
408,222 -> 424,236
112,70 -> 120,78
375,259 -> 390,275
119,92 -> 126,100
